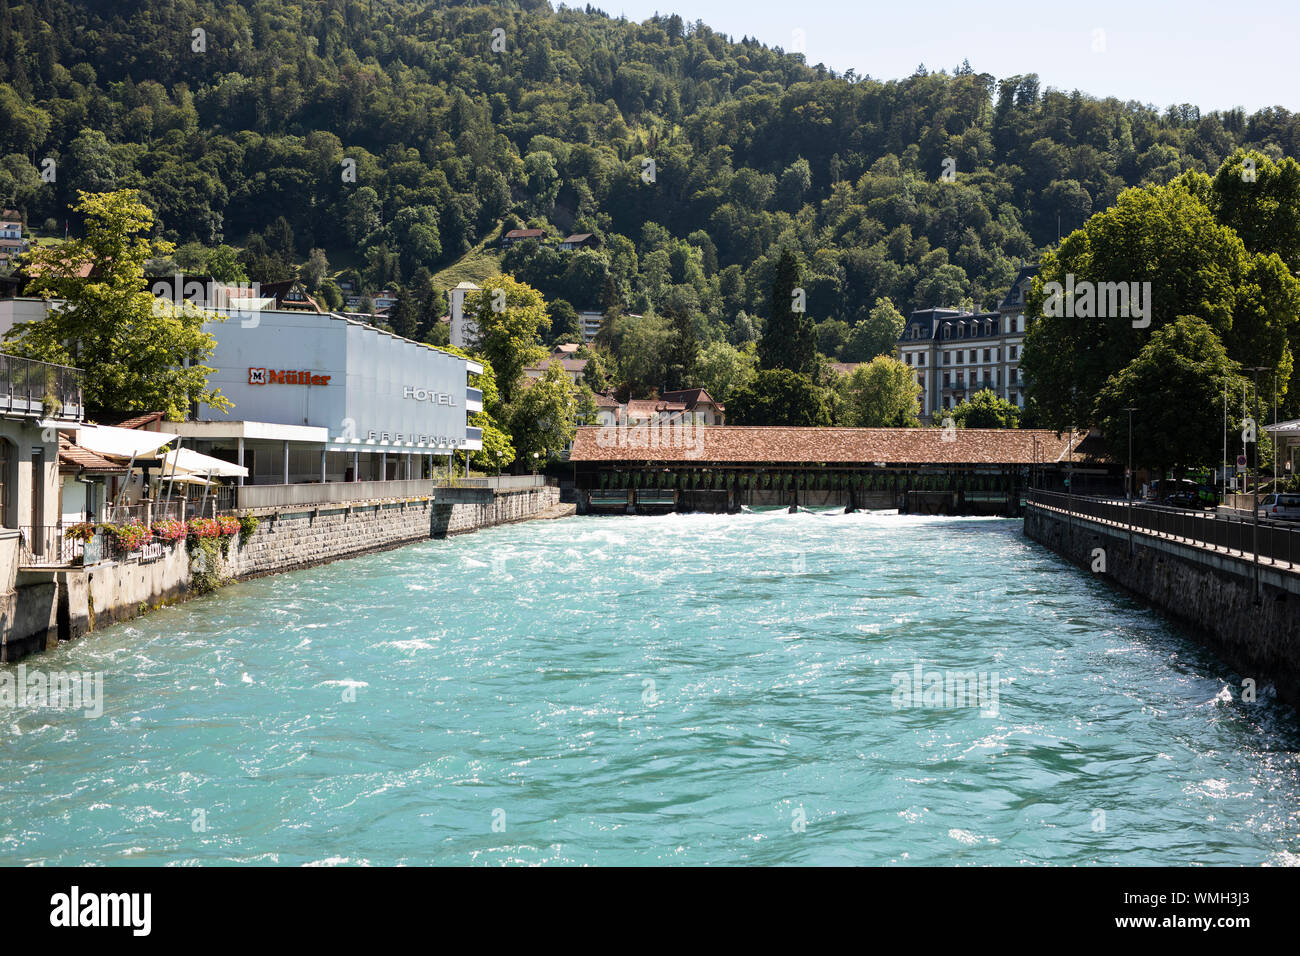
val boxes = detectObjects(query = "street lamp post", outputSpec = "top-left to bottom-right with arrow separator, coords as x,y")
1246,366 -> 1269,600
1123,406 -> 1137,553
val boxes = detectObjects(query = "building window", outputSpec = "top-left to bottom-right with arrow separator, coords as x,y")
1010,368 -> 1018,383
943,372 -> 950,387
956,350 -> 963,364
983,349 -> 991,362
943,352 -> 951,365
1009,345 -> 1018,359
918,354 -> 925,366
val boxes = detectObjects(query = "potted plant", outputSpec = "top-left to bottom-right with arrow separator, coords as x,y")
63,522 -> 95,543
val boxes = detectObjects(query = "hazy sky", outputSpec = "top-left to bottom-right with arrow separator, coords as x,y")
602,0 -> 1297,113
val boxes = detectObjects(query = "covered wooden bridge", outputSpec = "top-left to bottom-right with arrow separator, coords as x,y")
568,425 -> 1109,516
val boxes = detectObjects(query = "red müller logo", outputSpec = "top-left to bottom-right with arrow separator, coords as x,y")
248,368 -> 331,386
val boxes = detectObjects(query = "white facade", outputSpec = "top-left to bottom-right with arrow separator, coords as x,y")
200,307 -> 482,456
449,281 -> 480,349
578,311 -> 602,343
896,266 -> 1037,421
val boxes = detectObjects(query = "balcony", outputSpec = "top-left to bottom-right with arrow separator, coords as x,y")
0,352 -> 85,420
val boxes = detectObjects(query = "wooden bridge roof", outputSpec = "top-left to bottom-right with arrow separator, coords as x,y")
569,426 -> 1091,466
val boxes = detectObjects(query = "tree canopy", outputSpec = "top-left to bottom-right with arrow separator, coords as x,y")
839,356 -> 922,427
6,189 -> 228,419
729,369 -> 832,427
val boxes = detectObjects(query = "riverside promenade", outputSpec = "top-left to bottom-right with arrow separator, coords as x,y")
2,475 -> 562,662
1024,489 -> 1300,709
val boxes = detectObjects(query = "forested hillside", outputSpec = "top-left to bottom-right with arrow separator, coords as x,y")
2,0 -> 1298,359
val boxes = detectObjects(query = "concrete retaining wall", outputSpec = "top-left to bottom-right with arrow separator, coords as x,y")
1024,504 -> 1300,709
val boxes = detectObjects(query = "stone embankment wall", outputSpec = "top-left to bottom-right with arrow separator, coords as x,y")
432,486 -> 561,537
1024,505 -> 1300,709
2,485 -> 562,661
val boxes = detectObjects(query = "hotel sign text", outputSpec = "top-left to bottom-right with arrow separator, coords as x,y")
403,385 -> 456,405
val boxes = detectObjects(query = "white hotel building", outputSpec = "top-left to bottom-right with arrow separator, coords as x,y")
896,266 -> 1038,422
0,291 -> 484,487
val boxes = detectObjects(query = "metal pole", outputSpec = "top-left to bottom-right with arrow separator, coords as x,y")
1273,377 -> 1278,488
1124,407 -> 1137,553
112,453 -> 137,521
1248,366 -> 1267,600
161,438 -> 183,516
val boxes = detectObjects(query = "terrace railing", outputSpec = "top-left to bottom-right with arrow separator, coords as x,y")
235,474 -> 552,510
1026,489 -> 1300,570
0,352 -> 85,420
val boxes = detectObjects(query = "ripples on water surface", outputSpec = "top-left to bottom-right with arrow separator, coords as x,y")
1,510 -> 1298,866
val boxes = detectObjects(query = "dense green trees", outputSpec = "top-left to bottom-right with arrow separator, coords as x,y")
5,0 -> 1294,344
758,249 -> 816,374
5,190 -> 229,419
729,369 -> 832,427
1092,317 -> 1242,475
1022,154 -> 1300,438
839,357 -> 922,427
6,0 -> 1300,448
948,389 -> 1021,429
464,275 -> 549,404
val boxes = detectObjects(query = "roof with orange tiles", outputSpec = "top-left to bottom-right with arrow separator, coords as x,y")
108,411 -> 166,430
593,392 -> 620,408
526,357 -> 588,376
660,387 -> 724,410
58,435 -> 128,474
569,426 -> 1092,465
623,399 -> 689,416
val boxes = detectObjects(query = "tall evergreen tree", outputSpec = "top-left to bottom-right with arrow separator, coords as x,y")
662,303 -> 698,392
596,273 -> 621,349
759,248 -> 815,374
388,285 -> 417,339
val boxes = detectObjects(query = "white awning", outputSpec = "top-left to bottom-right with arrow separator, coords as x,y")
75,424 -> 179,459
160,446 -> 248,478
158,472 -> 213,486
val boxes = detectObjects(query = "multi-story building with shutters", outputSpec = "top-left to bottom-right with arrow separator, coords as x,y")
896,266 -> 1038,421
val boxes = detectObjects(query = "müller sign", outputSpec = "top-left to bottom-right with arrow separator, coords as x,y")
249,367 -> 331,386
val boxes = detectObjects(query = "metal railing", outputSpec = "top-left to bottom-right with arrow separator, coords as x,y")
0,352 -> 84,419
430,475 -> 551,491
235,474 -> 552,510
1027,489 -> 1300,570
18,523 -> 121,566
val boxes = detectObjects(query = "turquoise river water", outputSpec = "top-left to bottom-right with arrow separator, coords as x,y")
1,510 -> 1298,865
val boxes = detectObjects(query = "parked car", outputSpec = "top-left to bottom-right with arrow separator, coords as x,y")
1257,493 -> 1300,521
1160,479 -> 1217,509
